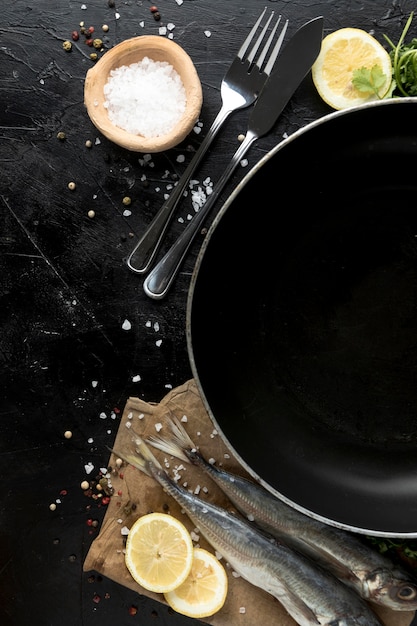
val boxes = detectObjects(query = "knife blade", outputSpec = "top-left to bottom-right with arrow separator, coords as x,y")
144,16 -> 324,299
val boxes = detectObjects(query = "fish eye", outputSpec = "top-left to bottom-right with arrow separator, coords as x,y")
397,585 -> 417,600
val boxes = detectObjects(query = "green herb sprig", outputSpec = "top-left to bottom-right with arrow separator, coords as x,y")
384,11 -> 417,96
351,64 -> 389,97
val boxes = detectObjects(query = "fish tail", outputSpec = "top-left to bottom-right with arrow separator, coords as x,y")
110,429 -> 164,478
148,414 -> 199,464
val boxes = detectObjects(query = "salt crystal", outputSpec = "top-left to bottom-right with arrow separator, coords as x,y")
81,3 -> 87,9
139,20 -> 145,28
239,607 -> 246,614
180,415 -> 187,423
122,319 -> 131,331
145,320 -> 152,327
155,423 -> 163,432
115,12 -> 120,19
159,26 -> 167,36
132,374 -> 141,382
85,462 -> 94,474
121,526 -> 130,535
99,412 -> 107,419
204,30 -> 212,38
87,437 -> 94,443
240,158 -> 249,167
156,339 -> 162,347
123,209 -> 132,216
167,23 -> 175,31
176,154 -> 185,163
175,0 -> 183,4
153,322 -> 160,332
193,125 -> 202,134
104,57 -> 186,138
138,413 -> 145,420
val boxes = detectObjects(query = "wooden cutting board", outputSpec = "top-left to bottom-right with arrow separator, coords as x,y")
83,379 -> 415,626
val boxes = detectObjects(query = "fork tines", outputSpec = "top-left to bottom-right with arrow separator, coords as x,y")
238,7 -> 289,76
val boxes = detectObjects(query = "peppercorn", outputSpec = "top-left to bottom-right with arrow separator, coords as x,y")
85,139 -> 93,148
62,40 -> 72,52
56,131 -> 66,141
71,30 -> 79,41
150,5 -> 158,12
122,196 -> 131,206
92,38 -> 103,49
85,38 -> 93,46
87,210 -> 95,219
87,26 -> 95,35
102,24 -> 109,32
153,11 -> 161,21
108,0 -> 115,6
89,53 -> 98,61
67,181 -> 76,191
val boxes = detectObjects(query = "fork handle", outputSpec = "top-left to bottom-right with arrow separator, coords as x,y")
126,104 -> 235,275
143,130 -> 257,299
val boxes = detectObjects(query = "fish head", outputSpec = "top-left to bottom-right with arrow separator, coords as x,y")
364,568 -> 417,610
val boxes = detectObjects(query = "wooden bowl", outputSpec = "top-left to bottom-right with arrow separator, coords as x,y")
84,36 -> 203,153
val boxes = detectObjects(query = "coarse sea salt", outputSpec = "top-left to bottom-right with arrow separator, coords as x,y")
104,57 -> 186,138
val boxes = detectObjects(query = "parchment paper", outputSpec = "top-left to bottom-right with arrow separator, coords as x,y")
83,379 -> 415,626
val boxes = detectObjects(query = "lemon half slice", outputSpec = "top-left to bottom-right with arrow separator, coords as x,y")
125,513 -> 194,593
312,27 -> 392,109
164,548 -> 228,618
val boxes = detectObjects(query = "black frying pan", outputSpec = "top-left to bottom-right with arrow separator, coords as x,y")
187,98 -> 417,537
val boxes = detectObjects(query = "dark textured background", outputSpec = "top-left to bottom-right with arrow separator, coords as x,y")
0,0 -> 415,624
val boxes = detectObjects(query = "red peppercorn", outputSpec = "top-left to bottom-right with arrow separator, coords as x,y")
150,5 -> 158,12
86,518 -> 93,526
85,38 -> 94,46
71,31 -> 79,41
101,496 -> 110,505
128,605 -> 138,616
87,26 -> 95,35
93,594 -> 101,604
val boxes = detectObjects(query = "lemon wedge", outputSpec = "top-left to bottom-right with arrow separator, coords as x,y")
164,548 -> 228,618
125,513 -> 193,593
312,27 -> 392,109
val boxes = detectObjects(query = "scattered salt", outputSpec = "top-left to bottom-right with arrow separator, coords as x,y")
122,319 -> 131,331
239,607 -> 246,614
85,462 -> 94,474
155,423 -> 163,433
99,412 -> 107,419
156,339 -> 162,347
132,374 -> 141,382
104,57 -> 186,138
204,30 -> 212,38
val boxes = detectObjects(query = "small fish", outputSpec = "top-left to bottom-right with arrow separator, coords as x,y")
113,434 -> 383,626
149,416 -> 417,612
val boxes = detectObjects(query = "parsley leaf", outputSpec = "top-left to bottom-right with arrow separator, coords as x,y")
352,65 -> 387,96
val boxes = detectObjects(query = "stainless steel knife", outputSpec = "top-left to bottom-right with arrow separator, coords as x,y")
143,15 -> 324,300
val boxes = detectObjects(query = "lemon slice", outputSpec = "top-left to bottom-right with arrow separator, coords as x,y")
164,548 -> 228,618
312,28 -> 392,109
125,513 -> 193,593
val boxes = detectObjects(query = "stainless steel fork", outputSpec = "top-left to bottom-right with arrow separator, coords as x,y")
126,8 -> 288,274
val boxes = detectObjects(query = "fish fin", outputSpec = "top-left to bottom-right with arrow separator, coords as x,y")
109,431 -> 164,478
108,447 -> 153,477
148,414 -> 197,463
